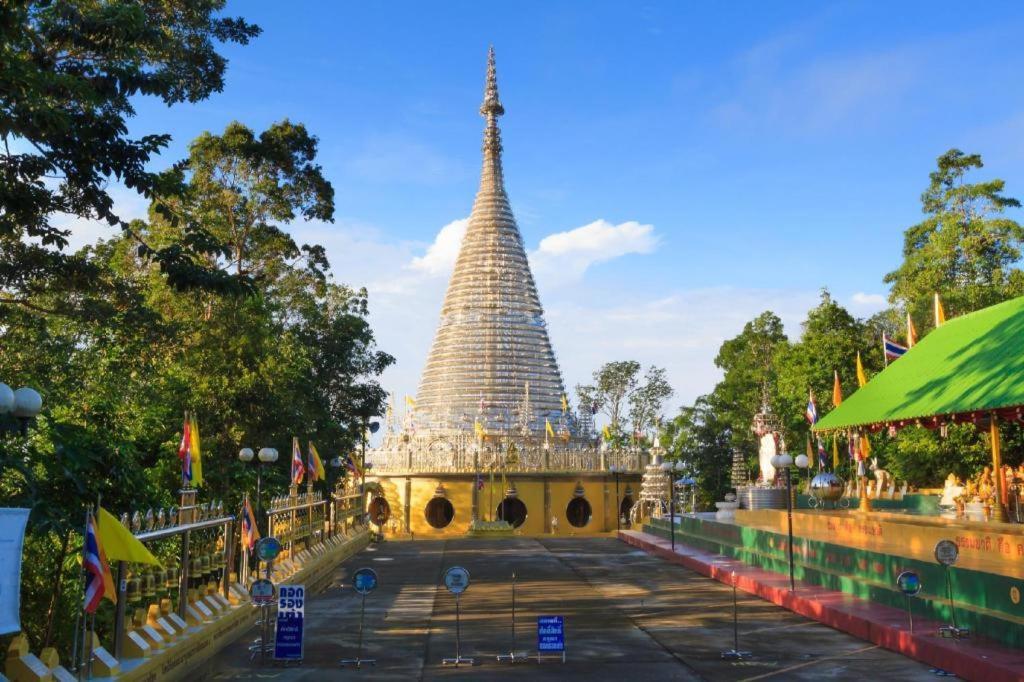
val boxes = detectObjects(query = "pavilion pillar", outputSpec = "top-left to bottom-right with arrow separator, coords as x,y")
991,413 -> 1009,522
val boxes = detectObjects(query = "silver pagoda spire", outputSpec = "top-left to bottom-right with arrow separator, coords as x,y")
415,47 -> 569,435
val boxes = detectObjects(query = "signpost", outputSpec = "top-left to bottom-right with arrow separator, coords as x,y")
341,568 -> 378,668
249,578 -> 275,605
537,615 -> 565,663
720,571 -> 751,660
934,540 -> 969,639
896,571 -> 922,633
250,537 -> 283,664
442,567 -> 474,667
496,571 -> 524,663
274,584 -> 305,662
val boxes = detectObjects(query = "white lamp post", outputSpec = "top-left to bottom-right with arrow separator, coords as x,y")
0,383 -> 42,436
238,446 -> 278,535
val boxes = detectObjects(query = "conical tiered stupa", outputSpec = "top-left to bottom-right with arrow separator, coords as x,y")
416,47 -> 567,435
366,49 -> 645,538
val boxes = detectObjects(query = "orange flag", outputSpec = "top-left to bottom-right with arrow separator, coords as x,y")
906,312 -> 918,348
934,292 -> 946,327
832,370 -> 843,407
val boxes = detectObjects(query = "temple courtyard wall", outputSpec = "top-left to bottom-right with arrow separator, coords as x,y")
643,511 -> 1024,650
369,473 -> 642,537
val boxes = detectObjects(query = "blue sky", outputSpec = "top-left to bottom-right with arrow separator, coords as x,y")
77,1 -> 1024,410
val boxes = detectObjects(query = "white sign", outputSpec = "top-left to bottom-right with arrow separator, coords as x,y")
444,566 -> 470,595
0,508 -> 30,635
274,585 -> 305,660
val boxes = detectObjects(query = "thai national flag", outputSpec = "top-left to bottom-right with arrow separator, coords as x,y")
805,390 -> 818,424
84,513 -> 114,614
291,437 -> 305,485
883,333 -> 907,361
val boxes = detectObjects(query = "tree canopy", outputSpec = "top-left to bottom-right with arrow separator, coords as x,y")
1,0 -> 262,308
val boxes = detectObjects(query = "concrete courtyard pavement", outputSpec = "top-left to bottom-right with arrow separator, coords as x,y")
202,537 -> 941,681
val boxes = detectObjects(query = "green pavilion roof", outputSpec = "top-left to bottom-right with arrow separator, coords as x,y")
814,295 -> 1024,432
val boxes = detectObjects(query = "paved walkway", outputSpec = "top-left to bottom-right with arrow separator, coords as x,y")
201,537 -> 939,681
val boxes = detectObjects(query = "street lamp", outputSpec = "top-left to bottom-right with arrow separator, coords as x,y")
0,382 -> 43,436
659,460 -> 686,551
770,451 -> 808,591
609,464 -> 624,531
238,446 -> 278,535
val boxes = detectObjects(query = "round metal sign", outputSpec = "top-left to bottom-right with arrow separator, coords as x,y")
443,566 -> 470,594
353,567 -> 378,595
934,540 -> 959,566
249,578 -> 276,605
254,536 -> 283,562
896,571 -> 922,596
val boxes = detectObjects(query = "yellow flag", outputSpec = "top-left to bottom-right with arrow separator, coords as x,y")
934,292 -> 946,327
602,424 -> 611,440
96,507 -> 161,566
856,353 -> 868,388
474,418 -> 485,439
832,370 -> 842,407
188,413 -> 203,487
405,395 -> 416,409
308,442 -> 326,481
545,419 -> 555,439
832,435 -> 839,470
906,312 -> 918,347
561,394 -> 569,412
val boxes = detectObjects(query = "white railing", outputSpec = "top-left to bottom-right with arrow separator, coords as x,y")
367,441 -> 646,474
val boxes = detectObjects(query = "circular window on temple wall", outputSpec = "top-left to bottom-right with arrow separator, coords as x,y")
565,498 -> 592,528
496,497 -> 528,528
424,497 -> 455,529
368,497 -> 391,526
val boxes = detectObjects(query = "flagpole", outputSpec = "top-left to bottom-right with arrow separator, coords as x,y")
882,334 -> 888,368
241,493 -> 249,588
74,504 -> 90,680
77,504 -> 92,680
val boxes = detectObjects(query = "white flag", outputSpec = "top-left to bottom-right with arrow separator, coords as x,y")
0,508 -> 30,634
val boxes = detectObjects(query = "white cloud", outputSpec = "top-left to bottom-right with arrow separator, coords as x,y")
545,287 -> 819,407
408,218 -> 468,275
710,33 -> 922,135
530,219 -> 658,283
849,291 -> 888,315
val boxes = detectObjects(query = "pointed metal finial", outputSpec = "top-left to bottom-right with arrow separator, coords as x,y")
480,45 -> 504,117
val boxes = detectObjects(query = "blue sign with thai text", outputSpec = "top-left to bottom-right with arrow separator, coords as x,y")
537,615 -> 564,652
274,584 -> 305,660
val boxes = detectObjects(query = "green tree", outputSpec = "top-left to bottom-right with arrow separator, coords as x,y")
628,366 -> 673,438
885,149 -> 1024,324
1,0 -> 261,304
0,120 -> 393,660
709,311 -> 788,456
663,397 -> 732,508
576,360 -> 641,436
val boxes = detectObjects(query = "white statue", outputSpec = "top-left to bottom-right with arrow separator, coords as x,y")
758,432 -> 777,484
938,473 -> 963,509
